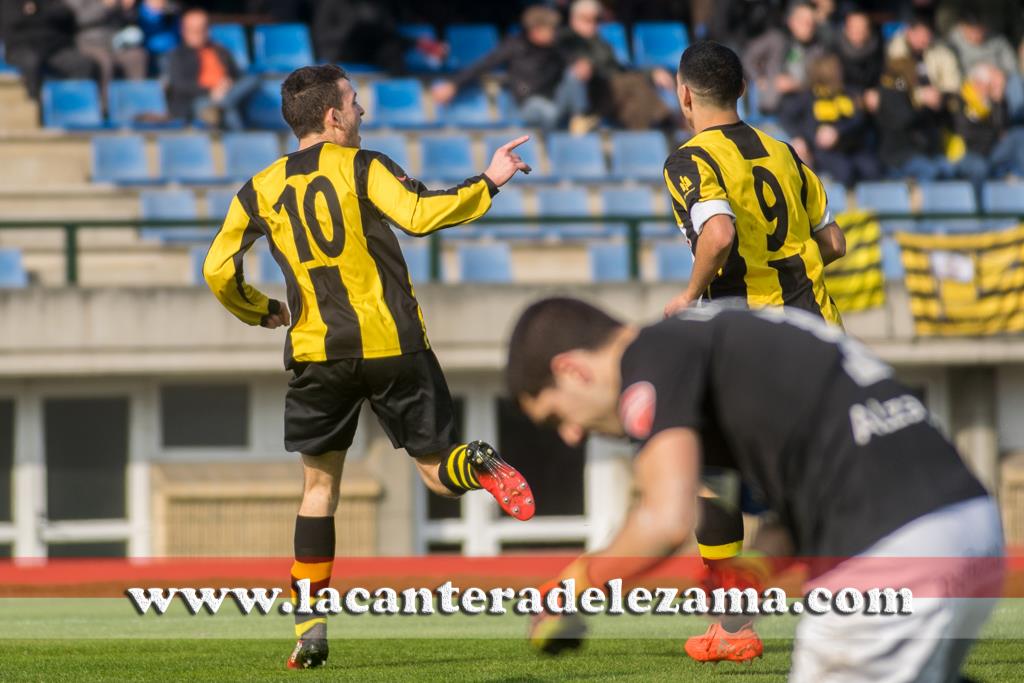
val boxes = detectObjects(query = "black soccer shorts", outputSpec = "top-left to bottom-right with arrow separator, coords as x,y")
284,349 -> 456,458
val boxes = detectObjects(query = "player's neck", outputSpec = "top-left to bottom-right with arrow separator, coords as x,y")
297,132 -> 357,151
691,108 -> 741,135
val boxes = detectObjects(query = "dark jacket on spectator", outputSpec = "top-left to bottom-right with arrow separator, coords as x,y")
2,0 -> 77,57
558,27 -> 620,78
165,43 -> 239,120
450,34 -> 566,104
950,82 -> 1008,156
875,75 -> 943,168
835,31 -> 884,92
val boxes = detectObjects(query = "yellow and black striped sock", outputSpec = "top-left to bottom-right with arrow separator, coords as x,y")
437,443 -> 481,494
290,515 -> 335,639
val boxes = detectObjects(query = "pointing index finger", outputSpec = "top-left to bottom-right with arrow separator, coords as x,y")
501,135 -> 530,152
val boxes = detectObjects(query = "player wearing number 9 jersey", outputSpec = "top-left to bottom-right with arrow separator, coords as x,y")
203,64 -> 537,670
662,41 -> 845,326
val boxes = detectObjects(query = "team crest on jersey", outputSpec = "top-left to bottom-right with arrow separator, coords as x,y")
619,381 -> 656,439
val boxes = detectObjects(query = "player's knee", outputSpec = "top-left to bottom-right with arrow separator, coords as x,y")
302,471 -> 341,514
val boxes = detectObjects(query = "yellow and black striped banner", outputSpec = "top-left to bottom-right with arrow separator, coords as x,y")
825,210 -> 884,313
896,224 -> 1024,336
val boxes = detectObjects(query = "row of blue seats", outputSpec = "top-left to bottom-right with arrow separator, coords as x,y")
206,21 -> 688,75
92,130 -> 672,184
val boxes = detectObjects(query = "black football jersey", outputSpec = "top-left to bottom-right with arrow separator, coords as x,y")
618,304 -> 987,556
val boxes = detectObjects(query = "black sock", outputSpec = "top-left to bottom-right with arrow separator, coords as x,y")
290,515 -> 335,638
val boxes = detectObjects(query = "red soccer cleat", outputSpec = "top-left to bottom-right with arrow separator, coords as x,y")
466,440 -> 536,521
684,622 -> 763,664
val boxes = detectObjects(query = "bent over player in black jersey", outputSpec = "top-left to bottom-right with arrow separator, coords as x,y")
508,298 -> 1002,682
203,64 -> 535,669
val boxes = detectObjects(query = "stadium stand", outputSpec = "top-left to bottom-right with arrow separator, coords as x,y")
983,181 -> 1024,214
589,242 -> 630,281
205,187 -> 238,220
484,133 -> 546,181
444,24 -> 501,71
399,24 -> 443,73
370,79 -> 437,129
597,22 -> 631,65
209,23 -> 251,72
400,240 -> 432,282
92,135 -> 152,185
458,242 -> 512,282
610,131 -> 669,181
631,22 -> 689,69
824,181 -> 847,213
252,24 -> 314,73
243,79 -> 288,130
548,132 -> 607,180
361,133 -> 413,171
853,181 -> 912,213
157,134 -> 221,184
654,241 -> 694,281
258,249 -> 285,284
222,132 -> 281,180
108,80 -> 177,129
484,186 -> 539,240
435,86 -> 504,128
0,248 -> 28,288
139,188 -> 208,242
537,187 -> 606,239
421,134 -> 475,182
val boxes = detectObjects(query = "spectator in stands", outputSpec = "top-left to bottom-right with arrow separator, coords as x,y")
557,0 -> 674,131
873,57 -> 950,180
165,8 -> 258,129
784,52 -> 880,186
742,2 -> 826,116
431,5 -> 581,131
949,62 -> 1024,185
311,0 -> 445,75
66,0 -> 147,95
948,11 -> 1019,79
886,13 -> 962,95
1,0 -> 100,99
136,0 -> 178,71
835,9 -> 883,92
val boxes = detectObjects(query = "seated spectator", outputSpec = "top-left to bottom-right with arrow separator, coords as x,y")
165,8 -> 259,130
137,0 -> 179,71
948,63 -> 1024,185
2,0 -> 100,100
835,9 -> 883,92
742,2 -> 826,117
557,0 -> 674,131
886,13 -> 961,95
948,11 -> 1019,79
784,52 -> 880,187
311,0 -> 445,75
874,57 -> 950,180
66,0 -> 147,95
432,5 -> 579,131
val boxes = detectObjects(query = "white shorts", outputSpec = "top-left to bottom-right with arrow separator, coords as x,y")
789,496 -> 1004,683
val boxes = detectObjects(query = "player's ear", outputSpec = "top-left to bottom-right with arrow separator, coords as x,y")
550,351 -> 589,384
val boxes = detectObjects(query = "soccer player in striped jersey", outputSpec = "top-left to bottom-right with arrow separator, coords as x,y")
203,64 -> 535,669
659,41 -> 849,662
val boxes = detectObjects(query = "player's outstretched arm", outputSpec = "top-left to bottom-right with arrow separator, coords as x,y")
362,139 -> 528,237
203,195 -> 283,327
664,215 -> 735,317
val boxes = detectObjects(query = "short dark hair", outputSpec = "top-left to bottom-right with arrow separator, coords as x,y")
281,64 -> 348,138
506,297 -> 623,398
677,40 -> 744,107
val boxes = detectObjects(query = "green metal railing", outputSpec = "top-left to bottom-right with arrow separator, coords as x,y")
0,212 -> 1021,285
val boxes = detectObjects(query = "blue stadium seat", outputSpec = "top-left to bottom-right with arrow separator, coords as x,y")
918,181 -> 977,214
632,22 -> 688,70
882,21 -> 905,42
484,132 -> 545,181
610,131 -> 668,181
654,241 -> 694,281
823,180 -> 847,214
399,24 -> 443,72
370,79 -> 436,129
436,86 -> 500,128
486,187 -> 540,240
190,245 -> 207,285
360,133 -> 412,171
223,131 -> 281,180
158,134 -> 221,183
881,237 -> 904,280
590,242 -> 630,282
41,80 -> 103,129
445,24 -> 500,71
982,181 -> 1024,215
0,249 -> 28,288
139,189 -> 210,242
537,187 -> 605,239
206,187 -> 237,219
420,135 -> 474,182
548,132 -> 606,180
458,243 -> 512,282
91,135 -> 151,184
853,181 -> 911,213
259,249 -> 284,284
108,80 -> 177,128
496,90 -> 524,127
210,23 -> 250,72
400,240 -> 432,282
598,23 -> 630,65
602,187 -> 655,236
244,78 -> 288,130
0,41 -> 17,74
252,24 -> 313,73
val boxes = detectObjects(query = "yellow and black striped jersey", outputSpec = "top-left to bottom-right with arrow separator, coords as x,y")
663,121 -> 842,325
204,141 -> 496,367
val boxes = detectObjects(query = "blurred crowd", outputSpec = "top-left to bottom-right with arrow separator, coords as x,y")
2,0 -> 1024,187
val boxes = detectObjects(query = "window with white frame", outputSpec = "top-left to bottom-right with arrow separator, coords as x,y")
160,384 -> 249,448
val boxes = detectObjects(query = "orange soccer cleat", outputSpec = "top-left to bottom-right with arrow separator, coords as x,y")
466,440 -> 536,521
684,622 -> 763,664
